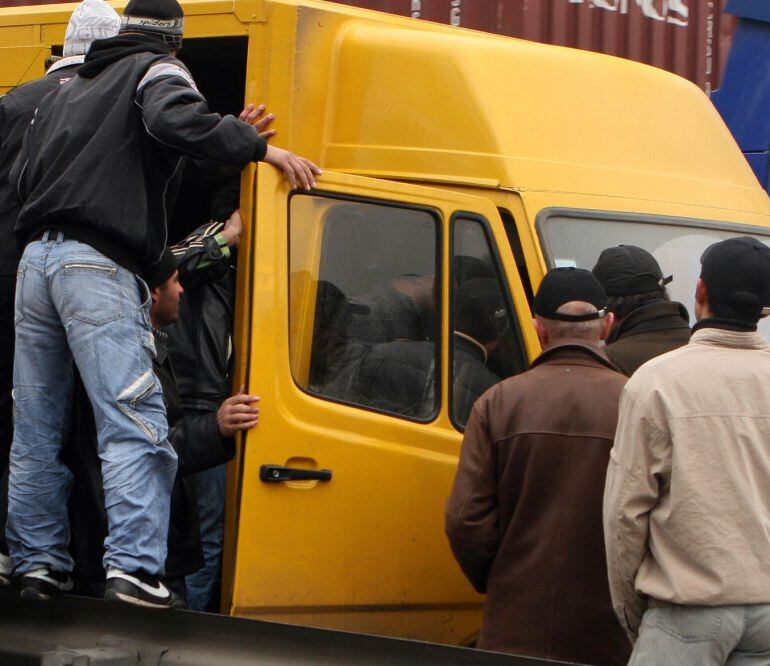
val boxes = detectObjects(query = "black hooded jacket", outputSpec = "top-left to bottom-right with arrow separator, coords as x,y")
11,35 -> 265,275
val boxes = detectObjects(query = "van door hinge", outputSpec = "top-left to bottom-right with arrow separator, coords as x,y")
233,0 -> 267,24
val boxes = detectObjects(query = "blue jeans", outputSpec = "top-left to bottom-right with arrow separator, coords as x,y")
185,463 -> 227,611
630,603 -> 770,665
8,234 -> 177,576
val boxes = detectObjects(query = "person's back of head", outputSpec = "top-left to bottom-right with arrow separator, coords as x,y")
62,0 -> 120,58
119,0 -> 185,50
592,245 -> 672,321
532,267 -> 613,347
698,237 -> 770,325
454,277 -> 506,348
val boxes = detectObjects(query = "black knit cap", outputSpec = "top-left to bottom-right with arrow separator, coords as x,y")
534,267 -> 608,321
144,248 -> 178,290
120,0 -> 184,49
700,236 -> 770,323
592,245 -> 672,296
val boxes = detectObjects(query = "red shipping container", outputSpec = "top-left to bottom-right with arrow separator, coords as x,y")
0,0 -> 736,92
331,0 -> 737,93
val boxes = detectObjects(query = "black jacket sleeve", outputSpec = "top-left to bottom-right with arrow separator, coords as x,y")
136,65 -> 267,166
168,409 -> 235,478
171,221 -> 229,285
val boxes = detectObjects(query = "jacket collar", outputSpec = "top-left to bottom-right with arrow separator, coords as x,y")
607,300 -> 690,344
690,325 -> 767,350
153,329 -> 169,365
530,339 -> 620,372
47,56 -> 85,75
79,34 -> 172,79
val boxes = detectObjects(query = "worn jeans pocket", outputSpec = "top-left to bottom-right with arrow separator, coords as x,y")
116,369 -> 167,445
655,606 -> 723,642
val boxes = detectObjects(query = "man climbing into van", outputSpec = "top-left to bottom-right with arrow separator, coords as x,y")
8,0 -> 320,607
0,0 -> 121,587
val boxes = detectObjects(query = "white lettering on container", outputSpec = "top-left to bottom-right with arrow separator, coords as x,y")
570,0 -> 689,27
450,0 -> 461,27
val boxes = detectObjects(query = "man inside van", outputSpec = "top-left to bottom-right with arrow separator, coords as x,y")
7,0 -> 320,606
604,237 -> 770,662
0,0 -> 121,587
592,245 -> 690,375
352,277 -> 502,423
446,267 -> 631,666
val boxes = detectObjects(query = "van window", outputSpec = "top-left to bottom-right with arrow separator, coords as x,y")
537,211 -> 770,340
451,215 -> 527,429
289,194 -> 441,421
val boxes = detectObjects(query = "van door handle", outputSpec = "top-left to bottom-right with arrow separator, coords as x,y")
260,465 -> 333,483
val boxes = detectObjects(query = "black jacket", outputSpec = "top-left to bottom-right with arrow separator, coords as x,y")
66,330 -> 235,583
11,35 -> 265,275
605,300 -> 691,376
165,221 -> 235,409
0,60 -> 82,275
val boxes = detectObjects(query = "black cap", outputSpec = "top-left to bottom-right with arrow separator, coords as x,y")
534,267 -> 608,321
144,248 -> 178,290
454,278 -> 507,344
120,0 -> 184,49
592,245 -> 672,296
700,236 -> 770,323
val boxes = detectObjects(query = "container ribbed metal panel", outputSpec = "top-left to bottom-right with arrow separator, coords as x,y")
332,0 -> 737,93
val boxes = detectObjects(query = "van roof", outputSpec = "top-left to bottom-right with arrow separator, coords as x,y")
2,0 -> 769,219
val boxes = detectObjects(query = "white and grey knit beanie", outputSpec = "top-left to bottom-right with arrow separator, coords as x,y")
62,0 -> 121,58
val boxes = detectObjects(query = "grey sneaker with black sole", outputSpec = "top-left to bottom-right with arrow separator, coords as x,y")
104,569 -> 184,609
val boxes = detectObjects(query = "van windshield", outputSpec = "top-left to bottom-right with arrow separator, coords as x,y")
537,211 -> 770,340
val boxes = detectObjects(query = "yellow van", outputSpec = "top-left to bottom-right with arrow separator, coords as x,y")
2,0 -> 770,647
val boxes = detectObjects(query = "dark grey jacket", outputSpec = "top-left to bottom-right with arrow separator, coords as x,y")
605,300 -> 691,375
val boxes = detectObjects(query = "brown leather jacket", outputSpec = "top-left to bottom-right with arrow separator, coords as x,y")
446,341 -> 631,665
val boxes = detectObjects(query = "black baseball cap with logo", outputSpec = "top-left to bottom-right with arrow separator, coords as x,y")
592,245 -> 672,296
700,236 -> 770,323
533,267 -> 608,321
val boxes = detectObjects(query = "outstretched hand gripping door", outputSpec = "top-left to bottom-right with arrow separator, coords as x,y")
226,164 -> 537,644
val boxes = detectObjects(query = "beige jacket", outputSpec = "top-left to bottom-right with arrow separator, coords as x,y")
603,326 -> 770,639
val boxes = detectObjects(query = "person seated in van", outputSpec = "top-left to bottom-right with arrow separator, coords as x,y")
347,274 -> 436,348
346,256 -> 493,350
65,250 -> 259,607
446,267 -> 631,666
592,245 -> 690,375
322,256 -> 494,401
351,278 -> 502,422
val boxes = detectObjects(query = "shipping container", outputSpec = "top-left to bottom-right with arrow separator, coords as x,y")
0,0 -> 736,92
333,0 -> 736,93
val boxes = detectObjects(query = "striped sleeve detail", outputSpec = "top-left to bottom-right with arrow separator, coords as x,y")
137,62 -> 199,94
